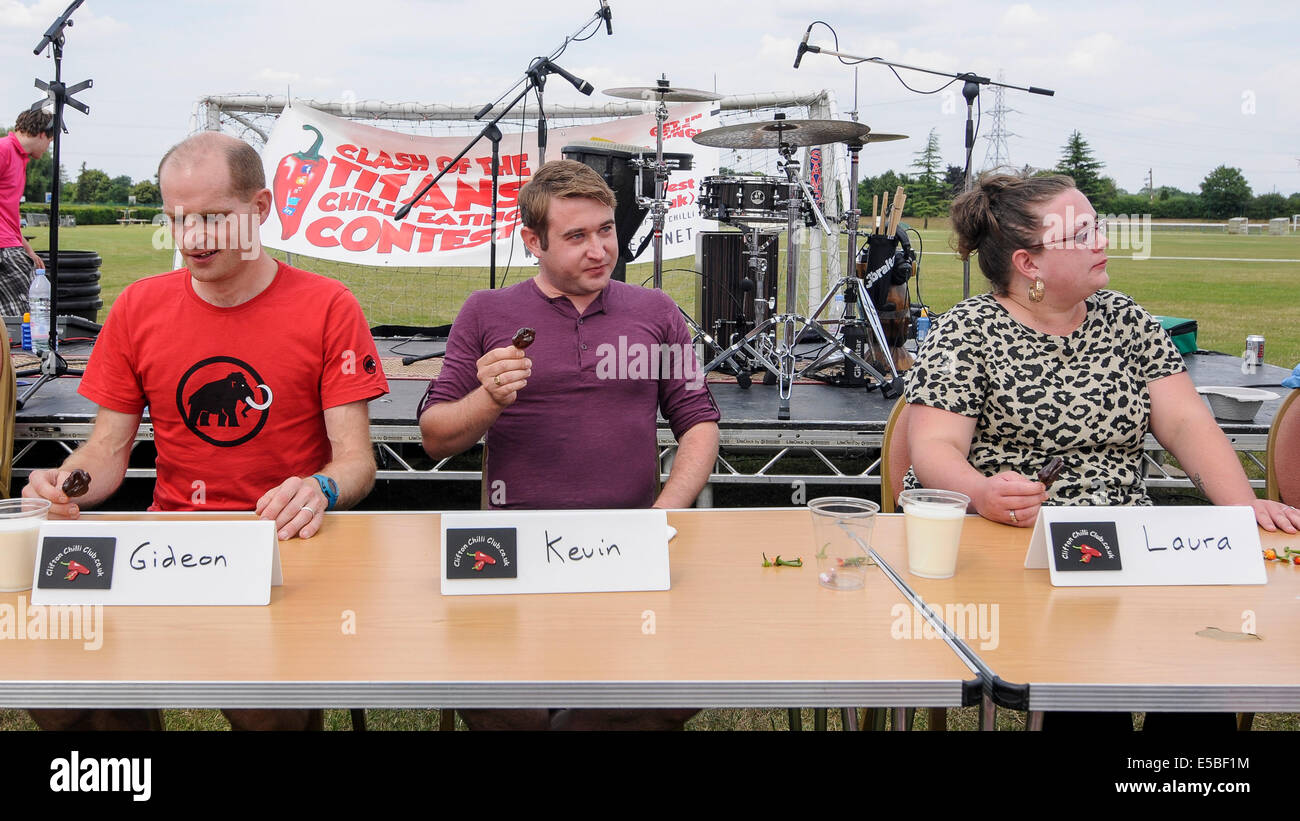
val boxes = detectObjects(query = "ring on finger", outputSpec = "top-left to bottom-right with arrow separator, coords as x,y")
1009,509 -> 1018,524
493,374 -> 501,386
301,506 -> 315,517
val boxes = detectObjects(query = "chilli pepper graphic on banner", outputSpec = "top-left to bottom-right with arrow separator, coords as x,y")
274,124 -> 329,240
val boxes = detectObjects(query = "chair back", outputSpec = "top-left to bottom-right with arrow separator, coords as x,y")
0,326 -> 14,497
1266,389 -> 1300,505
879,398 -> 910,513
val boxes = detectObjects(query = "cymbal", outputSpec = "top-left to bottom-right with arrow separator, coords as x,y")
604,84 -> 723,102
692,118 -> 872,149
846,132 -> 908,146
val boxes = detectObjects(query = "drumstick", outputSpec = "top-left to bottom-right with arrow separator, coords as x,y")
872,195 -> 879,234
880,191 -> 891,235
888,187 -> 907,236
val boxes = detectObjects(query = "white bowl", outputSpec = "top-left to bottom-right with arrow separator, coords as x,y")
1195,386 -> 1280,422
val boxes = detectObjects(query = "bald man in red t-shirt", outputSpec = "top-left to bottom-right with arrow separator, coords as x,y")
23,132 -> 388,732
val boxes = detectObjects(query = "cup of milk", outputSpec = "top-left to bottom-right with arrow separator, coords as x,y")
809,497 -> 879,591
0,498 -> 52,592
897,489 -> 970,579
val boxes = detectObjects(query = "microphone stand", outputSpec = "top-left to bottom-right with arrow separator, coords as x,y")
18,0 -> 92,409
798,43 -> 1053,298
392,4 -> 606,293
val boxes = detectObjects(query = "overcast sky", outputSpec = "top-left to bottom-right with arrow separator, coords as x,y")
2,0 -> 1297,197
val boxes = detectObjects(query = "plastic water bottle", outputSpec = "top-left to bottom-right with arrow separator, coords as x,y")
915,307 -> 931,345
28,267 -> 51,353
21,312 -> 31,351
833,292 -> 845,318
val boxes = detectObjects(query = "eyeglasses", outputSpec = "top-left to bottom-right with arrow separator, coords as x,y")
1026,218 -> 1108,251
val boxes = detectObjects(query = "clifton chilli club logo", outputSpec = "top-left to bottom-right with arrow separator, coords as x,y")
446,528 -> 517,580
174,356 -> 274,447
1049,522 -> 1123,572
37,537 -> 117,590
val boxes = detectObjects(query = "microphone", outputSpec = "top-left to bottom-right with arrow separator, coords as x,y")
600,1 -> 612,35
543,59 -> 594,96
793,27 -> 811,69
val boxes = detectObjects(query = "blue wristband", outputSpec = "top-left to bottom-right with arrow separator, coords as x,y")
312,474 -> 339,510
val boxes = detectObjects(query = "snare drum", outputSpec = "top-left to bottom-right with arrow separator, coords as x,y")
699,175 -> 794,223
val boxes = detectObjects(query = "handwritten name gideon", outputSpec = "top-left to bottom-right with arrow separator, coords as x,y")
129,542 -> 228,570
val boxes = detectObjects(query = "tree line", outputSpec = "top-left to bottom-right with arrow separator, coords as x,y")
859,129 -> 1300,222
6,122 -> 160,206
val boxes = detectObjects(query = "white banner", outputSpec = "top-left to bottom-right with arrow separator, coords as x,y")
260,103 -> 719,267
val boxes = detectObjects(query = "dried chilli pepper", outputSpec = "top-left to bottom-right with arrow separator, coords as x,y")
273,125 -> 329,240
511,327 -> 536,350
61,468 -> 91,498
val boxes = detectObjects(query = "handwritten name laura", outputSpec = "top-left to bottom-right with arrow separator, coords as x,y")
1142,526 -> 1232,553
129,541 -> 228,570
545,530 -> 622,564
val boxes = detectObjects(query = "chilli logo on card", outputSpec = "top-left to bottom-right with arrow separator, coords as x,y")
1050,522 -> 1122,572
446,528 -> 517,580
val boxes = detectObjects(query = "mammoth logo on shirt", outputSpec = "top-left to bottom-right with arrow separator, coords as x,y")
175,356 -> 273,447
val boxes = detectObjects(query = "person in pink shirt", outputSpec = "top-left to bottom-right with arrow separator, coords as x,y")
0,109 -> 55,316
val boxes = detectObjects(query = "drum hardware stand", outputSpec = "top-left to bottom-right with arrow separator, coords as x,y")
624,76 -> 728,363
803,138 -> 903,392
703,222 -> 779,389
18,0 -> 92,410
701,141 -> 898,420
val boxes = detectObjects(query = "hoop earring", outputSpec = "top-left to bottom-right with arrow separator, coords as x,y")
1028,277 -> 1045,303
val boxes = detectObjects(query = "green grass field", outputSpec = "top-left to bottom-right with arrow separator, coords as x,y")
30,223 -> 1300,370
12,222 -> 1299,732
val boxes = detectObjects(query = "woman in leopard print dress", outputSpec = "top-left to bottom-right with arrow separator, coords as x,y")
904,173 -> 1299,534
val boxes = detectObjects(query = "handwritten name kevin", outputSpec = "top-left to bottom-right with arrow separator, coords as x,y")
545,530 -> 622,564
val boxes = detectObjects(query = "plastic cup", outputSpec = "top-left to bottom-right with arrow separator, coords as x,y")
898,489 -> 969,579
0,498 -> 51,592
809,497 -> 879,591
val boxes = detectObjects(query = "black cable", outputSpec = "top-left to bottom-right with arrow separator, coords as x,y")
810,21 -> 962,95
907,226 -> 926,310
639,267 -> 749,317
497,93 -> 527,289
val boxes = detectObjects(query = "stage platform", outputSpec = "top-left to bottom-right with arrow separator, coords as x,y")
10,334 -> 1292,494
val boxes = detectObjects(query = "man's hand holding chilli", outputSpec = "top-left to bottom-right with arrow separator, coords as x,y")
22,469 -> 84,519
477,347 -> 532,407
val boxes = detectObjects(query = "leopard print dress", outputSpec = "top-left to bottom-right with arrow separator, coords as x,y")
902,289 -> 1186,506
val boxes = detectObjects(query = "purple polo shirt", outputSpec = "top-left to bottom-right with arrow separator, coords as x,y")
420,277 -> 720,509
1,133 -> 31,249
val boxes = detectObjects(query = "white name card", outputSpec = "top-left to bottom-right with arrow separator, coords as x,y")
29,521 -> 282,606
1024,505 -> 1265,587
440,510 -> 671,596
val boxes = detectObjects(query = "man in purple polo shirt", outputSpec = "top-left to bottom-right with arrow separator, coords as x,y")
1,110 -> 55,316
419,159 -> 720,730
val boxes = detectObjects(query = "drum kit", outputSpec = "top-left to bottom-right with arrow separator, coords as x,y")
571,77 -> 917,420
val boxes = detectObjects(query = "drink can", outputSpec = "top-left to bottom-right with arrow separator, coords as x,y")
1246,335 -> 1265,366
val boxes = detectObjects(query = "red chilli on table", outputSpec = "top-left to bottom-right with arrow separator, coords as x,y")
273,124 -> 329,240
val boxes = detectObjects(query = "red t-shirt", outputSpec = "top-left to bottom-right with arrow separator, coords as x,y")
1,133 -> 31,249
79,261 -> 389,510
